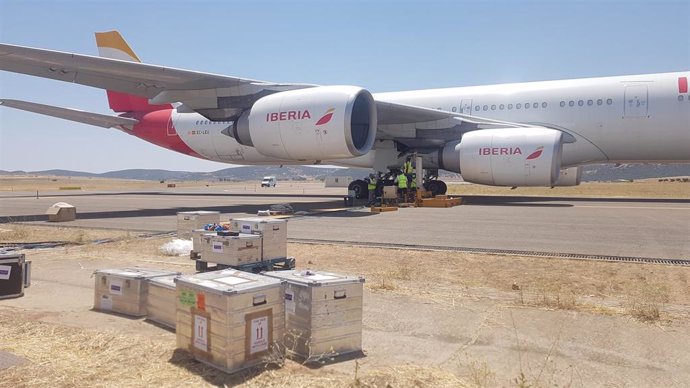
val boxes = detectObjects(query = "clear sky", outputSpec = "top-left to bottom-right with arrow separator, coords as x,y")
1,0 -> 688,173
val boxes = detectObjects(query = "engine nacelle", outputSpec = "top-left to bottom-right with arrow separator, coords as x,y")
553,166 -> 583,186
232,86 -> 377,160
448,127 -> 564,186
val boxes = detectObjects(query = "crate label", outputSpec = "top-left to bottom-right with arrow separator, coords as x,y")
193,314 -> 208,352
100,295 -> 112,310
215,276 -> 251,286
241,224 -> 252,233
285,289 -> 295,314
0,265 -> 11,280
249,316 -> 269,354
109,280 -> 123,295
179,290 -> 196,307
212,242 -> 223,253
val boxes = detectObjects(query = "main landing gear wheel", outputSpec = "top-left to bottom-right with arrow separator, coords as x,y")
425,180 -> 447,196
348,179 -> 368,199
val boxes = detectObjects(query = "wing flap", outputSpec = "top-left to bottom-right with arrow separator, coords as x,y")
0,99 -> 139,128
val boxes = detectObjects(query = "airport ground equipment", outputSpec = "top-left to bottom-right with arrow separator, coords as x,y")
0,252 -> 31,299
263,270 -> 364,362
177,211 -> 221,239
145,274 -> 181,329
46,202 -> 76,222
194,232 -> 263,267
229,217 -> 288,261
175,270 -> 285,374
93,268 -> 181,317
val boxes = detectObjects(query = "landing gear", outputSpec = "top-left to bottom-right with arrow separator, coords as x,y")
423,169 -> 447,196
348,179 -> 368,199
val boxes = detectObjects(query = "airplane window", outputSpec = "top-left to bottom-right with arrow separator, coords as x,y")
516,103 -> 522,109
508,104 -> 513,109
475,106 -> 480,111
483,105 -> 488,111
452,107 -> 457,112
587,100 -> 593,106
678,95 -> 684,101
607,99 -> 613,105
569,101 -> 575,107
560,101 -> 565,107
597,99 -> 603,105
524,102 -> 530,109
491,105 -> 496,110
578,100 -> 584,106
499,104 -> 505,110
195,121 -> 199,125
542,102 -> 548,108
532,102 -> 538,109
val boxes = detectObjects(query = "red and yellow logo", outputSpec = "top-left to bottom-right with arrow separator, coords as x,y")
315,108 -> 335,126
526,146 -> 544,160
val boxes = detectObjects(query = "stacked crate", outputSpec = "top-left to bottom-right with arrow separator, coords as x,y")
146,274 -> 181,329
263,270 -> 364,362
175,270 -> 286,373
93,268 -> 180,317
177,211 -> 221,239
194,233 -> 262,266
229,217 -> 287,260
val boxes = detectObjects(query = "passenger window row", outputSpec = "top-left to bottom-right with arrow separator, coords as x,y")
559,98 -> 613,107
473,101 -> 549,112
195,120 -> 231,125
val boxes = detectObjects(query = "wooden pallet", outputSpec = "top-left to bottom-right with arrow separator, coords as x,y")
419,195 -> 463,208
370,206 -> 398,213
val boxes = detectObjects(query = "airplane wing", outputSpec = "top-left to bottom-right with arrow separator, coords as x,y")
0,99 -> 138,128
0,42 -> 527,145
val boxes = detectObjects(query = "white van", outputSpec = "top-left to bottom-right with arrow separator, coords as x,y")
261,176 -> 277,187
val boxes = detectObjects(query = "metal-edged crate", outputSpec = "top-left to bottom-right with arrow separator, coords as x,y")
0,252 -> 31,299
93,268 -> 181,317
230,217 -> 287,260
263,270 -> 365,362
177,211 -> 221,239
195,233 -> 262,266
175,270 -> 285,374
146,274 -> 181,329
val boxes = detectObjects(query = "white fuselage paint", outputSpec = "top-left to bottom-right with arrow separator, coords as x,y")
175,72 -> 690,169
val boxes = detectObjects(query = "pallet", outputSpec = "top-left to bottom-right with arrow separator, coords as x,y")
370,206 -> 398,213
192,252 -> 296,273
419,195 -> 463,208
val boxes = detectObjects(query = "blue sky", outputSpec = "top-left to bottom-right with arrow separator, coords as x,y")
1,0 -> 688,173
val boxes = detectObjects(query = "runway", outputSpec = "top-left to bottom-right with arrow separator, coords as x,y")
1,189 -> 688,259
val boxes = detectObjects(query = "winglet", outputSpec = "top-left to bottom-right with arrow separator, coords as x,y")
95,30 -> 141,62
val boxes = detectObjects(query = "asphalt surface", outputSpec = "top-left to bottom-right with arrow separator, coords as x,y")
1,189 -> 688,259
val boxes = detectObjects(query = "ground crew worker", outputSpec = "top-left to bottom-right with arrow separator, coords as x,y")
366,173 -> 377,205
395,171 -> 408,201
409,173 -> 417,202
402,157 -> 413,175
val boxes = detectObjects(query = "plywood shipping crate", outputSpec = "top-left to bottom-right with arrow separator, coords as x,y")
196,233 -> 262,266
146,274 -> 181,329
93,268 -> 181,317
230,217 -> 287,260
177,211 -> 221,239
175,270 -> 286,374
263,270 -> 365,361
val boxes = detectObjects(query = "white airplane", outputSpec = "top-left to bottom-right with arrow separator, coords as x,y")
1,31 -> 688,197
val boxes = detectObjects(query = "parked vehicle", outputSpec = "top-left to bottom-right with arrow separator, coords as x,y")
261,176 -> 277,187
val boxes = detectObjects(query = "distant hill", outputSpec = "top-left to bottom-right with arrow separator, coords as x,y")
1,163 -> 687,182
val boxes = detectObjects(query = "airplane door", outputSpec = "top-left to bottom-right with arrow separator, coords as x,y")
460,99 -> 473,115
624,85 -> 648,118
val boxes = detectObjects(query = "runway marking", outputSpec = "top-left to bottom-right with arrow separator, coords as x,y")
575,205 -> 690,211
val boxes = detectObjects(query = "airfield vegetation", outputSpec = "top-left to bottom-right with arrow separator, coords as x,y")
1,224 -> 689,387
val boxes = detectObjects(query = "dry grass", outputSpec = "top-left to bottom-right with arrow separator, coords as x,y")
625,282 -> 670,322
446,180 -> 690,199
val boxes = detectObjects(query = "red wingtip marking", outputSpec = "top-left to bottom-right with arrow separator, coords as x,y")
679,77 -> 688,94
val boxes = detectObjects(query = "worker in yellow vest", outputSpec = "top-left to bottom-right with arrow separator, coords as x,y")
366,174 -> 377,205
395,172 -> 408,201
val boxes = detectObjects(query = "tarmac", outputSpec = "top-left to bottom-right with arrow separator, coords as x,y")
1,188 -> 688,259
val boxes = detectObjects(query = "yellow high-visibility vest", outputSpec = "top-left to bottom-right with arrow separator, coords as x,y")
397,174 -> 408,188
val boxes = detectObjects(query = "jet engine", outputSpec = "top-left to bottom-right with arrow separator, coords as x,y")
440,127 -> 564,186
232,86 -> 377,160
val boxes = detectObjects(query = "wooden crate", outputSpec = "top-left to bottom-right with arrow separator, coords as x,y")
175,270 -> 285,374
230,218 -> 287,260
177,211 -> 221,239
146,275 -> 180,329
263,270 -> 364,362
93,268 -> 180,317
196,233 -> 262,266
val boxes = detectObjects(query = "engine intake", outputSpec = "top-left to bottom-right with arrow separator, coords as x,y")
232,86 -> 376,160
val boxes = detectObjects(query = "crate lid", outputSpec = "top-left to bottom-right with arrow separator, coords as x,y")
94,267 -> 180,280
209,233 -> 261,240
175,269 -> 283,295
263,270 -> 364,286
178,211 -> 220,215
0,252 -> 25,262
231,217 -> 287,225
146,274 -> 180,289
